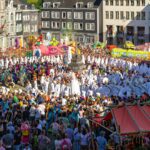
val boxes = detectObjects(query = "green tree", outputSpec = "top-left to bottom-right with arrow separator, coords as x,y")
27,0 -> 38,4
26,0 -> 43,9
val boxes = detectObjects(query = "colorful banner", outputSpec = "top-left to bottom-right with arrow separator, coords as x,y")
111,48 -> 150,60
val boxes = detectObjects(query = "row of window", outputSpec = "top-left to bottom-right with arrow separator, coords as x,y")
23,25 -> 38,33
7,13 -> 15,21
105,0 -> 145,6
23,15 -> 38,21
42,21 -> 95,31
105,11 -> 147,20
16,24 -> 38,33
16,24 -> 22,32
16,13 -> 22,21
106,25 -> 147,31
43,2 -> 94,9
42,11 -> 95,20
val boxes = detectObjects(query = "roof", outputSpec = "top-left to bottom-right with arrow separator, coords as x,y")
13,0 -> 39,10
112,105 -> 150,134
43,0 -> 102,8
13,0 -> 27,5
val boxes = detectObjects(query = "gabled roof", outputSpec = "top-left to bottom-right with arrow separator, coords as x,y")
112,105 -> 150,134
43,0 -> 102,8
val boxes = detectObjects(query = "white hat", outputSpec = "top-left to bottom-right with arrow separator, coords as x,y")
18,89 -> 22,94
96,92 -> 101,97
103,77 -> 109,84
14,90 -> 18,94
58,77 -> 61,80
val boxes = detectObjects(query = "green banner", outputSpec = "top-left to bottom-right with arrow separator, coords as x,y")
111,48 -> 150,59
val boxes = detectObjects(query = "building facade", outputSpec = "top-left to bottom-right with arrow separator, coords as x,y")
22,5 -> 39,41
16,5 -> 23,38
41,0 -> 102,44
0,0 -> 6,51
102,0 -> 150,45
0,0 -> 39,51
0,0 -> 24,51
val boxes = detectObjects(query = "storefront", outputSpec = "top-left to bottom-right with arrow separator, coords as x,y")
137,26 -> 145,44
74,35 -> 84,43
116,26 -> 124,45
126,26 -> 134,43
85,35 -> 95,44
106,25 -> 113,45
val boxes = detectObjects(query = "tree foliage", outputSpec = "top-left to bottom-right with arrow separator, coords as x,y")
27,0 -> 38,4
26,0 -> 43,9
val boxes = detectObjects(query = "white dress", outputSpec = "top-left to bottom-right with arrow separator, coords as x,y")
71,73 -> 80,96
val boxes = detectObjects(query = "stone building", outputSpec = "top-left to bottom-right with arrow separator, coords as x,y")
102,0 -> 150,45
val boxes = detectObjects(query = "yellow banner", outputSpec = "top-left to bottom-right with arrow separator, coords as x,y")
111,48 -> 150,60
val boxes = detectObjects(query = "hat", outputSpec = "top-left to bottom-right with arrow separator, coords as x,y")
18,89 -> 22,94
96,92 -> 101,97
57,77 -> 61,80
14,90 -> 18,94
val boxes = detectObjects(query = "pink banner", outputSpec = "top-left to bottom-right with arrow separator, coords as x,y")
33,45 -> 65,56
47,46 -> 65,55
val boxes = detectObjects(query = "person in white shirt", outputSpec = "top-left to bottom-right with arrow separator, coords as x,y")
43,77 -> 49,94
55,82 -> 61,97
62,96 -> 67,106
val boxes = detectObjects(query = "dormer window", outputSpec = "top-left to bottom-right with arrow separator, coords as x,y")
76,2 -> 84,8
87,2 -> 94,8
53,2 -> 61,8
43,2 -> 51,9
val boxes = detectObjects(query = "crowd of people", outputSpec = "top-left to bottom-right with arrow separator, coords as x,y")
0,48 -> 150,150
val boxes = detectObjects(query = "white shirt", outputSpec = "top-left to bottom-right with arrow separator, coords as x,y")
30,106 -> 36,117
62,98 -> 67,106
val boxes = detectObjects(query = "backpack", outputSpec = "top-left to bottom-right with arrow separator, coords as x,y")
61,139 -> 69,150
